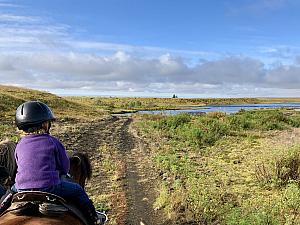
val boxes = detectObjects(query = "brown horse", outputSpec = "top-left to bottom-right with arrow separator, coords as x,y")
0,146 -> 93,225
0,212 -> 85,225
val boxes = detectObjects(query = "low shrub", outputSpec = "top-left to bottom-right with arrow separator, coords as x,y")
255,145 -> 300,187
225,206 -> 280,225
155,113 -> 191,130
228,110 -> 289,131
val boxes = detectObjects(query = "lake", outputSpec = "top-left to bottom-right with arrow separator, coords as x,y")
134,103 -> 300,115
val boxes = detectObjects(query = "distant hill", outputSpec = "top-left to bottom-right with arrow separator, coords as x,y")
0,85 -> 104,119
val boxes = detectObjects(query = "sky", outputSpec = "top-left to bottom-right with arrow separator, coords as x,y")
1,0 -> 300,97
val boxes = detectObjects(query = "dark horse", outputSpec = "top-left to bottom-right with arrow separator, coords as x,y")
0,141 -> 93,225
69,152 -> 92,189
0,140 -> 17,189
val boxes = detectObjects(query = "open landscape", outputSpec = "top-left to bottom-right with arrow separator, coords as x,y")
2,85 -> 300,224
2,1 -> 300,225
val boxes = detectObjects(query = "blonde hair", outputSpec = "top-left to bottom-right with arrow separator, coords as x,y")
23,121 -> 49,135
0,140 -> 17,179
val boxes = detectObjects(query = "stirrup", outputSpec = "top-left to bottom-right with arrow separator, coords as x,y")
96,210 -> 108,224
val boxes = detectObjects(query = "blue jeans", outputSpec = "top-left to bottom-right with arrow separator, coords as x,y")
12,181 -> 96,218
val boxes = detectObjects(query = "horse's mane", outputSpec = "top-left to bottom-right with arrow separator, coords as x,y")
72,152 -> 92,180
0,140 -> 16,181
0,166 -> 9,185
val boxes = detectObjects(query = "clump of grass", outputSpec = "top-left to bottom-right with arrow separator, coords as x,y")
225,183 -> 300,224
155,152 -> 194,180
225,205 -> 281,225
275,148 -> 300,185
228,110 -> 289,131
154,171 -> 239,224
185,176 -> 236,224
148,113 -> 230,148
154,113 -> 191,130
288,113 -> 300,127
256,145 -> 300,187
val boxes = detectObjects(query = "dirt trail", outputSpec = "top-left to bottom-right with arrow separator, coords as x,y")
52,116 -> 165,225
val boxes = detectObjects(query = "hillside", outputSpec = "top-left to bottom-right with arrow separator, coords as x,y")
0,85 -> 105,119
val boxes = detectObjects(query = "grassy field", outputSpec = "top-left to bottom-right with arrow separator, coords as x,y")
65,96 -> 264,113
133,110 -> 300,224
2,85 -> 300,224
66,96 -> 300,114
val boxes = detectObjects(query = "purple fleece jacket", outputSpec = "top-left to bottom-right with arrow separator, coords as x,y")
15,134 -> 70,189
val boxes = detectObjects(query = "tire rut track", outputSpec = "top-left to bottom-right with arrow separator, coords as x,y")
110,117 -> 163,225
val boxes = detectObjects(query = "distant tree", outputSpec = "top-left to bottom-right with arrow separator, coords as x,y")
172,94 -> 178,98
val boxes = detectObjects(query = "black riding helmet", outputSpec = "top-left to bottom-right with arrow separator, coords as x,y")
15,101 -> 55,131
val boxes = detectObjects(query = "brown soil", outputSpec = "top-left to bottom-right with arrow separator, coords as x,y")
51,115 -> 166,225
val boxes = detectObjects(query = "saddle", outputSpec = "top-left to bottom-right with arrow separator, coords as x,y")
4,191 -> 89,225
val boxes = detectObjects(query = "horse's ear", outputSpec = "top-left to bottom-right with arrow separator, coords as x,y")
70,155 -> 81,166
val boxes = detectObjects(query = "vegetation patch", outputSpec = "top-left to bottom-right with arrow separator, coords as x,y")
134,109 -> 300,224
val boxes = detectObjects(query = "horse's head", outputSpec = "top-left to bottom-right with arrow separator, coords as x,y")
69,153 -> 92,189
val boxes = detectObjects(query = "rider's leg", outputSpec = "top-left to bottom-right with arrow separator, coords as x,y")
0,184 -> 6,198
44,180 -> 100,225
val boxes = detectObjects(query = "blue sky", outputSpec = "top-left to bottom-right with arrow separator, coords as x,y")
1,0 -> 300,97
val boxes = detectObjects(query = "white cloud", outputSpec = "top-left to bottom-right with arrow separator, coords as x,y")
1,51 -> 300,97
265,65 -> 300,88
193,57 -> 265,85
0,3 -> 21,8
1,4 -> 300,97
69,40 -> 220,60
0,14 -> 39,23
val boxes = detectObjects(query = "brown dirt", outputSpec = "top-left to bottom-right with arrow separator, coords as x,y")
51,115 -> 166,225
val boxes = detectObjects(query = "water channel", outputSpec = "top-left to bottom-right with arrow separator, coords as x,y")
119,103 -> 300,116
